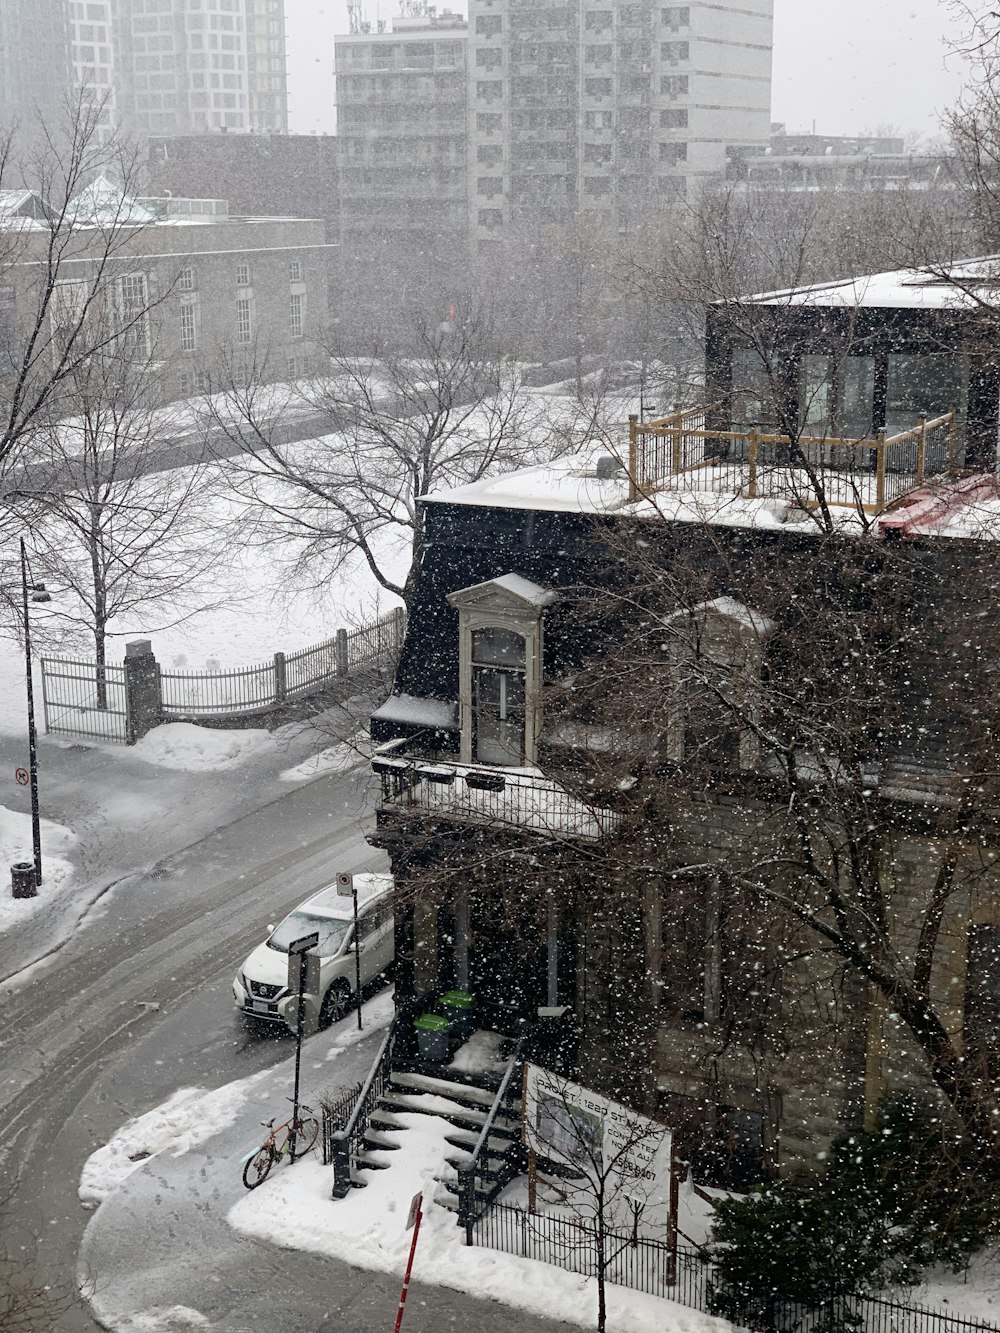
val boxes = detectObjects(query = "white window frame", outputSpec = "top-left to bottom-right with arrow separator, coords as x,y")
236,261 -> 251,287
235,296 -> 253,344
446,575 -> 556,767
289,291 -> 304,340
664,598 -> 775,771
179,298 -> 198,351
118,271 -> 150,357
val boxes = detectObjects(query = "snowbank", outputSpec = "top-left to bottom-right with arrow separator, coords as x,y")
79,1076 -> 271,1205
0,804 -> 76,934
131,723 -> 277,772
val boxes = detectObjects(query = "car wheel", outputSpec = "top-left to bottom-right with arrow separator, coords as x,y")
319,981 -> 351,1029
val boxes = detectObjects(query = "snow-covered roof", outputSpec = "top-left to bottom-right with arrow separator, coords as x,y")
745,256 -> 1000,311
371,693 -> 459,731
423,451 -> 633,515
67,176 -> 156,227
681,597 -> 777,636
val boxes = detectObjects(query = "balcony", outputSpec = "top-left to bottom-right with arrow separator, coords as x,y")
627,406 -> 959,514
373,736 -> 619,840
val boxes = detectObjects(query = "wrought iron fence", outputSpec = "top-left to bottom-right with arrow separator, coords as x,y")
40,657 -> 131,743
40,607 -> 406,742
375,739 -> 619,840
471,1206 -> 998,1333
329,1018 -> 397,1198
320,1081 -> 363,1165
160,660 -> 277,716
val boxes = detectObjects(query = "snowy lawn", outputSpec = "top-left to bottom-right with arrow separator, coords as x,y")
0,802 -> 76,933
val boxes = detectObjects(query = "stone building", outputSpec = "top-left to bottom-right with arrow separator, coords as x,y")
364,272 -> 1000,1187
1,178 -> 334,401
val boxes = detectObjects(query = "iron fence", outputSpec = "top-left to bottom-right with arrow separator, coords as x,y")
376,748 -> 619,840
346,609 -> 405,671
471,1206 -> 998,1333
40,607 -> 406,741
320,1081 -> 363,1165
40,657 -> 130,743
160,660 -> 277,716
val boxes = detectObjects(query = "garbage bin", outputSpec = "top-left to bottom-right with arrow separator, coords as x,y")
11,861 -> 37,899
413,1013 -> 451,1062
439,990 -> 476,1040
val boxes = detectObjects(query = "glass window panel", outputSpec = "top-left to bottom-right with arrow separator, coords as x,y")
730,347 -> 774,429
840,356 -> 876,438
799,355 -> 834,431
885,354 -> 961,438
472,627 -> 525,668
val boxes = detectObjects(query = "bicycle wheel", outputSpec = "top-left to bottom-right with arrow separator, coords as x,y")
242,1145 -> 275,1189
291,1113 -> 319,1159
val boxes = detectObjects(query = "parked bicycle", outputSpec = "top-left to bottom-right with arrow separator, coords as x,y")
242,1103 -> 320,1189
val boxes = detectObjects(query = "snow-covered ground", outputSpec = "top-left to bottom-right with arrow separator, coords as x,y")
78,1004 -> 1000,1333
0,802 -> 76,934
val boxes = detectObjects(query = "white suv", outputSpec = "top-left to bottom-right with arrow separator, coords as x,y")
233,873 -> 393,1031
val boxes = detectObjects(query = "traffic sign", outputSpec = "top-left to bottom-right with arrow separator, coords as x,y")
406,1191 -> 423,1230
336,871 -> 354,897
14,768 -> 28,787
287,932 -> 320,954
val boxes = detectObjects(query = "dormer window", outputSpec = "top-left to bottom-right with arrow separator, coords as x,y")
665,597 -> 775,771
447,574 -> 557,769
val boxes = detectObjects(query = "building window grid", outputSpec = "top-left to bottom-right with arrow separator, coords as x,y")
236,262 -> 251,287
236,296 -> 253,344
289,292 -> 303,339
179,301 -> 197,351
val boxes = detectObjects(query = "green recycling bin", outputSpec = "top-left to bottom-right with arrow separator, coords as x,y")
414,1012 -> 451,1062
439,990 -> 476,1040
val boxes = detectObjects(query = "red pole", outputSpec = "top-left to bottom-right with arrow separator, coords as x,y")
393,1204 -> 423,1333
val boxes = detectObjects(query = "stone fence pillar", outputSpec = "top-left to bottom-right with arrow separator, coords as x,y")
123,639 -> 162,744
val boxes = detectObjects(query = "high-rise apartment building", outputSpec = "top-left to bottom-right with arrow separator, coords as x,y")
334,10 -> 469,257
468,0 -> 773,246
115,0 -> 287,135
333,1 -> 772,256
0,0 -> 287,137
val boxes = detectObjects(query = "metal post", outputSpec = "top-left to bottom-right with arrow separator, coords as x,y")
290,947 -> 308,1160
353,881 -> 363,1031
628,413 -> 638,504
393,1197 -> 423,1333
916,415 -> 927,485
20,539 -> 41,886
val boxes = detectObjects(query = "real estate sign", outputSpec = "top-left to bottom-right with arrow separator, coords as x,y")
522,1063 -> 673,1238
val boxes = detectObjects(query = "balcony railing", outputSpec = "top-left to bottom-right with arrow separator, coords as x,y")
373,736 -> 619,841
627,406 -> 959,514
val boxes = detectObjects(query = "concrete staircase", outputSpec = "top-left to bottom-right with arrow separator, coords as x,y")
348,1060 -> 523,1214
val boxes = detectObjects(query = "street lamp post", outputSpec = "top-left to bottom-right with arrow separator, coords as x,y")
20,537 -> 42,886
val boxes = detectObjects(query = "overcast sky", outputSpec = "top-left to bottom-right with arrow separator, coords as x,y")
284,0 -> 971,142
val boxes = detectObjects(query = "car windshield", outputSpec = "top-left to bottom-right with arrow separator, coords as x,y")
267,911 -> 350,957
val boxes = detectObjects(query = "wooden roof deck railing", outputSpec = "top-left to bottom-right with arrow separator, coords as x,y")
627,406 -> 958,514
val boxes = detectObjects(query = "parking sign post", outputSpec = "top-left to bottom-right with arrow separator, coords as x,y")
336,872 -> 362,1031
287,931 -> 319,1158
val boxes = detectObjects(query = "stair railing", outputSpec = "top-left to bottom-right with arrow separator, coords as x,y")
329,1017 -> 396,1199
456,1032 -> 527,1244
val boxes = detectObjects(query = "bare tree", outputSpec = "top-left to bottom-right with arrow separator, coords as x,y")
10,342 -> 217,700
546,514 -> 1000,1160
0,92 -> 168,475
204,305 -> 542,613
525,1067 -> 673,1333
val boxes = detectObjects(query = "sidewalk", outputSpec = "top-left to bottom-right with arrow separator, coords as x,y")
78,994 -> 584,1333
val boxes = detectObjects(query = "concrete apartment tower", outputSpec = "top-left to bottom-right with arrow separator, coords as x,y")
334,9 -> 470,263
115,0 -> 288,134
468,0 -> 773,247
0,0 -> 287,136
